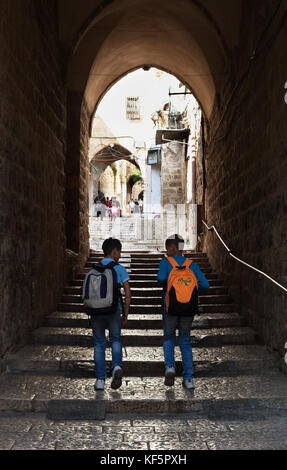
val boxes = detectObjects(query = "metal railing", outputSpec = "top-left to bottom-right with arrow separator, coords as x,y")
202,219 -> 287,294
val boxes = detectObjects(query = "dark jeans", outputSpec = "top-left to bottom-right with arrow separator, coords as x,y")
91,309 -> 122,379
162,291 -> 194,380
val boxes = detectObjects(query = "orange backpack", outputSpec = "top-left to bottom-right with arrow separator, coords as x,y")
165,257 -> 199,316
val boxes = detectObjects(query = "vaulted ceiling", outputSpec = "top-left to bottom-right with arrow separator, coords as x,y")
58,0 -> 243,119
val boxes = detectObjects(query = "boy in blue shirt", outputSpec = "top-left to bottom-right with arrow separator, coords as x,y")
91,238 -> 131,391
157,234 -> 209,389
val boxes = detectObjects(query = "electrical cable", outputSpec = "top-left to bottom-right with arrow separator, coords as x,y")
92,157 -> 131,162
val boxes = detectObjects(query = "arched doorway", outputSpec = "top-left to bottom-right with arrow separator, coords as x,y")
89,143 -> 142,218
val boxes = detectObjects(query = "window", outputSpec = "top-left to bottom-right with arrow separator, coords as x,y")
126,97 -> 141,120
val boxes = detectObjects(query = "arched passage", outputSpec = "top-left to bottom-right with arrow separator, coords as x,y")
1,0 -> 286,371
63,0 -> 287,360
67,0 -> 231,120
88,143 -> 142,216
65,0 -> 229,255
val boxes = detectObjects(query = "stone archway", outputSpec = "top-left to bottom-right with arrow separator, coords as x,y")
63,0 -> 242,259
89,143 -> 142,217
64,0 -> 231,258
63,0 -> 287,358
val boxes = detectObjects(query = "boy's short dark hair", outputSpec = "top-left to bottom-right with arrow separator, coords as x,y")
165,234 -> 184,250
102,238 -> 122,256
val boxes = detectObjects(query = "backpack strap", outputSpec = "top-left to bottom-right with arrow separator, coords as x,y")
93,260 -> 118,270
166,256 -> 180,269
105,261 -> 118,269
98,261 -> 123,307
183,259 -> 193,269
167,257 -> 193,270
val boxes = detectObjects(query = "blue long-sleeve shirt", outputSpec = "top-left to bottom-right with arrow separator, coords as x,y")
157,255 -> 210,291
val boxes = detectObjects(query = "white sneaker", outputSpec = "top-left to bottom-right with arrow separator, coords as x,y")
94,379 -> 105,391
183,379 -> 194,389
111,365 -> 123,390
164,366 -> 175,386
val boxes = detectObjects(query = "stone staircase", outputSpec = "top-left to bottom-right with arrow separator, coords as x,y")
89,217 -> 139,241
2,250 -> 287,420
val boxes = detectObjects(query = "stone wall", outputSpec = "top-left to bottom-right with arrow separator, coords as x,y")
78,99 -> 90,265
161,141 -> 189,239
0,0 -> 67,373
203,0 -> 287,371
65,91 -> 90,280
161,141 -> 186,206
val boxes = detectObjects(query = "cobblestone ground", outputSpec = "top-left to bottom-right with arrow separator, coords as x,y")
1,411 -> 287,450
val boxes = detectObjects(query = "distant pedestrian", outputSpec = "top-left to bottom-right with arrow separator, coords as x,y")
129,200 -> 135,215
106,197 -> 112,218
94,192 -> 106,220
139,199 -> 143,214
111,197 -> 120,222
134,199 -> 140,215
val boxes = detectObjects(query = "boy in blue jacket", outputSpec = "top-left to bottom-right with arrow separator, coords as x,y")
92,238 -> 131,391
157,234 -> 209,389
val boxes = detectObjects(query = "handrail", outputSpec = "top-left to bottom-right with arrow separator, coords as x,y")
202,219 -> 287,294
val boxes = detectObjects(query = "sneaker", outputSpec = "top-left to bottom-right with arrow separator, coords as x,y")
94,379 -> 105,391
164,366 -> 175,386
182,378 -> 194,389
111,365 -> 123,390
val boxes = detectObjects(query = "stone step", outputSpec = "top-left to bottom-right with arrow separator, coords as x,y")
130,252 -> 208,258
1,371 -> 287,418
87,257 -> 210,264
5,344 -> 279,376
64,286 -> 229,296
76,272 -> 217,281
86,262 -> 211,270
88,253 -> 207,258
80,268 -> 214,279
89,251 -> 208,257
69,279 -> 224,288
5,246 -> 285,423
30,326 -> 257,348
58,303 -> 238,314
46,312 -> 246,329
61,294 -> 232,305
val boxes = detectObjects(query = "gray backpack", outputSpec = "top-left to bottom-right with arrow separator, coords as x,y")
82,261 -> 120,315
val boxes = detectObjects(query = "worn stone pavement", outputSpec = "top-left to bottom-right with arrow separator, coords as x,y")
1,411 -> 287,450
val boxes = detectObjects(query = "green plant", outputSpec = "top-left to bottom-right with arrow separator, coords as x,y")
128,169 -> 143,187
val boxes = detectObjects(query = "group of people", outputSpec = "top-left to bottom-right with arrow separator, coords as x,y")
94,192 -> 121,222
94,192 -> 144,221
128,199 -> 143,215
82,234 -> 210,391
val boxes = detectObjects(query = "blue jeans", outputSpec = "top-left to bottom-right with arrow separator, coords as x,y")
90,309 -> 122,379
162,293 -> 194,380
